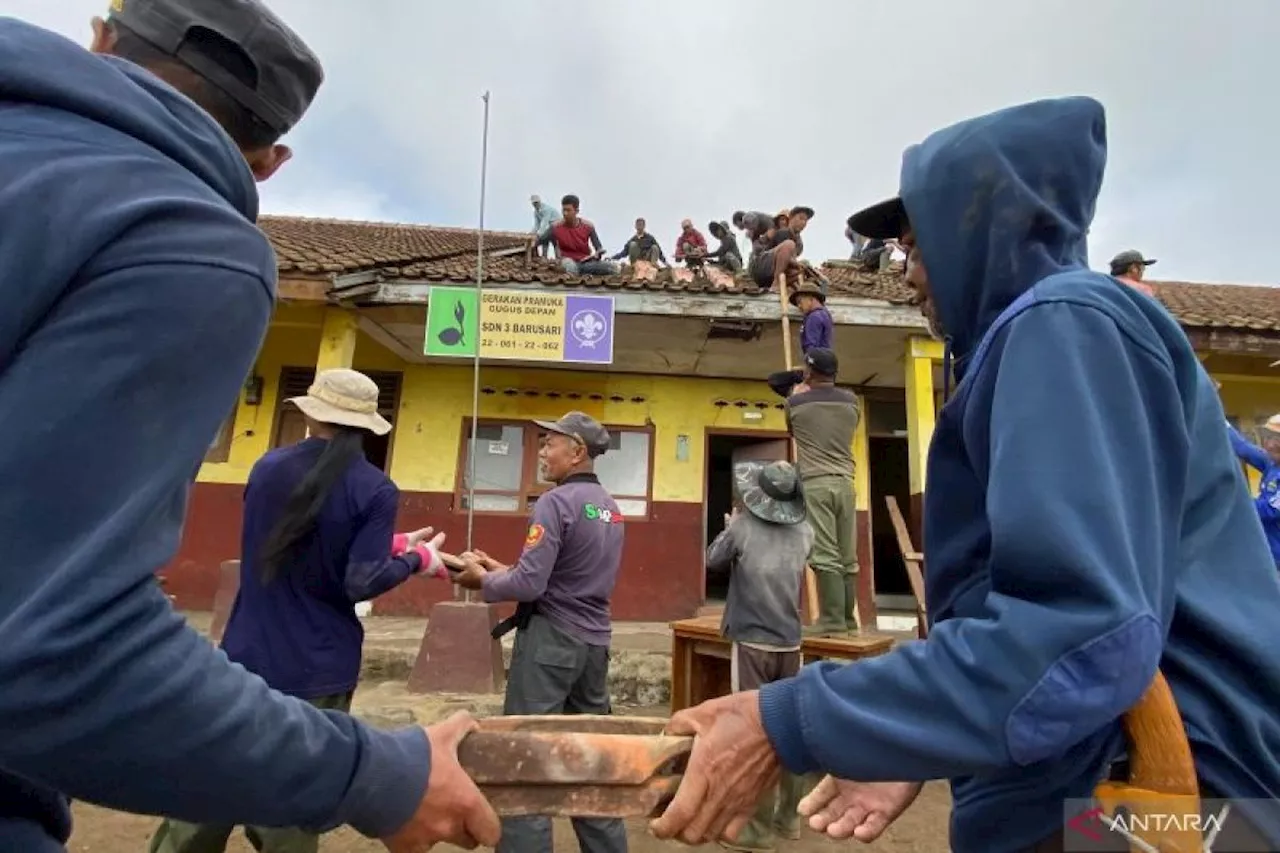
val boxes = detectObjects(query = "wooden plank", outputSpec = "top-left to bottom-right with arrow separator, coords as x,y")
885,495 -> 929,639
692,641 -> 731,660
277,276 -> 331,301
670,631 -> 691,713
802,634 -> 895,657
670,615 -> 723,637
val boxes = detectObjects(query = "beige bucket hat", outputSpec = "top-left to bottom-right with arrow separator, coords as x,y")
287,368 -> 392,435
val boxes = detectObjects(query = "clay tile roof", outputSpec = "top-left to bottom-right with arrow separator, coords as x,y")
1150,281 -> 1280,332
261,215 -> 530,275
263,216 -> 1280,332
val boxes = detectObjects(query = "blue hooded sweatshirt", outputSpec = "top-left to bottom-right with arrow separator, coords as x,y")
758,97 -> 1280,852
0,20 -> 427,850
1228,426 -> 1280,565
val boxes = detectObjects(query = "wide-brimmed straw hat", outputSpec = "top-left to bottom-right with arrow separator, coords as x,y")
789,280 -> 826,307
288,368 -> 392,436
734,460 -> 806,525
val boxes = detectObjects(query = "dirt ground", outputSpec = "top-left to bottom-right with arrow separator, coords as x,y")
68,783 -> 951,852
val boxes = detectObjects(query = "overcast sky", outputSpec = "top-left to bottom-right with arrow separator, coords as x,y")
4,0 -> 1278,285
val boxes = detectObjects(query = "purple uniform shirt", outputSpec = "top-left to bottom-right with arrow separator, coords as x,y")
801,306 -> 833,353
481,473 -> 624,646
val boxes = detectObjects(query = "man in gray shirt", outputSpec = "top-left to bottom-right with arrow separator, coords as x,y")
449,411 -> 627,853
786,348 -> 860,635
705,460 -> 813,851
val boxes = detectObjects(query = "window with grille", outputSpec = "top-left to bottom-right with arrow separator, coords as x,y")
456,419 -> 652,518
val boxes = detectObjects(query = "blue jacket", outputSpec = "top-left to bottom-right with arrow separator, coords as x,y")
221,439 -> 426,699
799,306 -> 832,354
0,20 -> 426,850
758,97 -> 1280,852
1228,426 -> 1280,564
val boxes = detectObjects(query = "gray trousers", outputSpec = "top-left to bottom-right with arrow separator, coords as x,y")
498,615 -> 627,853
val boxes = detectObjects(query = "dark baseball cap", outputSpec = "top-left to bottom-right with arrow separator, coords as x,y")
847,197 -> 909,241
1109,250 -> 1157,271
804,348 -> 838,378
534,412 -> 612,458
110,0 -> 323,136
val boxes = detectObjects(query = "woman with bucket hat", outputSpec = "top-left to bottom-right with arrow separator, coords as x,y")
705,460 -> 814,851
150,368 -> 453,853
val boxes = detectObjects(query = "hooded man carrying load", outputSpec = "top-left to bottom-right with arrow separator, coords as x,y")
651,97 -> 1280,852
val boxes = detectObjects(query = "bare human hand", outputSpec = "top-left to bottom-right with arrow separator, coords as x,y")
649,691 -> 780,845
798,776 -> 922,842
382,712 -> 501,852
403,526 -> 440,550
466,549 -> 506,572
448,553 -> 487,590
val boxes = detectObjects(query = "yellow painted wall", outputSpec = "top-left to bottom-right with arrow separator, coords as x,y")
388,367 -> 787,501
197,319 -> 800,504
1218,374 -> 1280,493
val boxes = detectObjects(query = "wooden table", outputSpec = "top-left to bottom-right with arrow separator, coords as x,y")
668,614 -> 897,713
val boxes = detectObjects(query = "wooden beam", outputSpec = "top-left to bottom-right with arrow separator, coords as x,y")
357,315 -> 427,364
1185,328 -> 1280,359
278,277 -> 331,301
372,281 -> 928,330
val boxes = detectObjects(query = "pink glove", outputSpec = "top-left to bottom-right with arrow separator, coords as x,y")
391,533 -> 409,556
412,542 -> 447,579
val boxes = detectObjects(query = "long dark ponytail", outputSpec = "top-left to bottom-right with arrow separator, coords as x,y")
259,427 -> 366,583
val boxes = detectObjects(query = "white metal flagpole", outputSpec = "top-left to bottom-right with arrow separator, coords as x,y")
462,91 -> 491,602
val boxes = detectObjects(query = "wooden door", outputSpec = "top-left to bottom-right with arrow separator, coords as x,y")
274,407 -> 309,448
727,437 -> 819,624
730,438 -> 791,466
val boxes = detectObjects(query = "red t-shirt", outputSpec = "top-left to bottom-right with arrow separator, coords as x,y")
552,220 -> 596,262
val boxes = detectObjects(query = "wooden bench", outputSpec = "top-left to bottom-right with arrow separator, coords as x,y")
669,614 -> 895,713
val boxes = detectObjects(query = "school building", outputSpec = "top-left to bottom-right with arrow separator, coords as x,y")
165,216 -> 1280,622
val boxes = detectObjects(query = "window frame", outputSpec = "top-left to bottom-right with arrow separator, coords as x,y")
268,366 -> 404,474
454,417 -> 654,521
203,406 -> 236,464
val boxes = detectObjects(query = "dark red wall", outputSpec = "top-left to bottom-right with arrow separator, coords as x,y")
163,483 -> 706,622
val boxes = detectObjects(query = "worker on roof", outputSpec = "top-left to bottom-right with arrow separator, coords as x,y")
1228,414 -> 1280,570
0,4 -> 497,852
550,194 -> 616,277
652,96 -> 1280,852
748,206 -> 813,293
613,217 -> 667,266
706,221 -> 743,274
732,210 -> 775,262
1109,248 -> 1157,296
675,218 -> 709,267
531,194 -> 559,258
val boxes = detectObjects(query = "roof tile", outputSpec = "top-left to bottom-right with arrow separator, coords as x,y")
263,216 -> 1280,332
261,215 -> 529,273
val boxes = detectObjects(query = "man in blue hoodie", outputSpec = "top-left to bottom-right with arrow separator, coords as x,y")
651,97 -> 1280,852
0,5 -> 498,853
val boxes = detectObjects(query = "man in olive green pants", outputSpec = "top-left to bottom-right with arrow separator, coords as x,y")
804,474 -> 858,630
776,348 -> 860,634
148,693 -> 352,853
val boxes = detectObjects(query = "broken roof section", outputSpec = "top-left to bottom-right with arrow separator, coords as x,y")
260,215 -> 1280,333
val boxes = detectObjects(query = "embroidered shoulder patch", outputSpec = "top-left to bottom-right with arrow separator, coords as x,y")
524,523 -> 546,549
